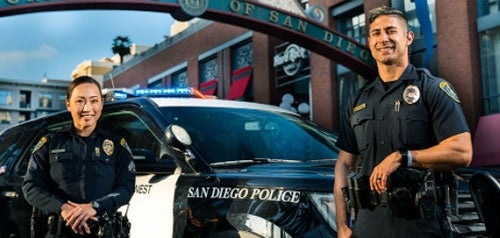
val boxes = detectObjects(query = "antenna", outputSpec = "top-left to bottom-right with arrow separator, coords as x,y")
110,73 -> 115,89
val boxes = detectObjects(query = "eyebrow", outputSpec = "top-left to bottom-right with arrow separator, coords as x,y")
370,25 -> 399,34
75,95 -> 100,99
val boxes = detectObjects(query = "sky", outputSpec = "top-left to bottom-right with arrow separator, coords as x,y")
0,10 -> 175,83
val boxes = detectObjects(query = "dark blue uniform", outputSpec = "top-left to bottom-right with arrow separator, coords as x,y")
22,124 -> 136,237
336,64 -> 469,237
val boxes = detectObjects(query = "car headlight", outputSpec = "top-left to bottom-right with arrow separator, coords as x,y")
308,192 -> 336,232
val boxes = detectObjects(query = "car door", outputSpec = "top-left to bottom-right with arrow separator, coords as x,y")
0,114 -> 70,238
99,104 -> 181,237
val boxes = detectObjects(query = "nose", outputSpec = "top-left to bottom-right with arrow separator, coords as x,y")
83,101 -> 91,111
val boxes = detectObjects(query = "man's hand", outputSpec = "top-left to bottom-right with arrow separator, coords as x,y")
337,223 -> 353,238
60,201 -> 98,235
370,151 -> 403,193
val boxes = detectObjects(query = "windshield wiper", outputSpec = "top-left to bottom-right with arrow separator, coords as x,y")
210,158 -> 300,167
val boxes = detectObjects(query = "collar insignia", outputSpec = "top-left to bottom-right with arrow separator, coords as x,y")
353,103 -> 366,112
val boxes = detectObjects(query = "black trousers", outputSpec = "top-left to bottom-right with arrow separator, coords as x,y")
352,206 -> 445,238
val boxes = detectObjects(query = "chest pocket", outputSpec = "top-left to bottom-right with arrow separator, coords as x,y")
93,155 -> 115,177
50,152 -> 79,182
350,107 -> 374,153
393,103 -> 432,148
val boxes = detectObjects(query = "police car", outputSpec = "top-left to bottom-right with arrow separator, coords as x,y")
0,88 -> 339,237
0,88 -> 496,238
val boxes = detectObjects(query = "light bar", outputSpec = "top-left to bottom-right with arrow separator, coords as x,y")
133,87 -> 197,97
102,87 -> 211,102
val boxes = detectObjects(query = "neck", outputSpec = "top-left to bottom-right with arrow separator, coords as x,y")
377,62 -> 408,82
74,124 -> 96,137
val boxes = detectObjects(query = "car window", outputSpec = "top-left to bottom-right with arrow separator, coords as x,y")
0,121 -> 48,176
159,107 -> 338,166
99,109 -> 174,173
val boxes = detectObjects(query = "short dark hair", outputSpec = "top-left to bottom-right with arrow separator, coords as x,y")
368,6 -> 408,26
66,76 -> 102,100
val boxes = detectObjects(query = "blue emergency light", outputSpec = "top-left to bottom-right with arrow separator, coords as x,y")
103,87 -> 208,102
133,87 -> 196,97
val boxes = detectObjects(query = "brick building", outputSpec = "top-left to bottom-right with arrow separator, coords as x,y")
103,0 -> 499,135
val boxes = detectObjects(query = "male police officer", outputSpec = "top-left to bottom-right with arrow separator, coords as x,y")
334,6 -> 472,238
23,76 -> 136,237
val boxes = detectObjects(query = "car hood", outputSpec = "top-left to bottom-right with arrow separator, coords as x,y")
210,160 -> 335,191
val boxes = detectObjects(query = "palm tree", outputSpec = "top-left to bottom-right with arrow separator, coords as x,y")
112,36 -> 132,65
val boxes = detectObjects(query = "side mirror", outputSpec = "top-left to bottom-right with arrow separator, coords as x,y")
165,124 -> 192,151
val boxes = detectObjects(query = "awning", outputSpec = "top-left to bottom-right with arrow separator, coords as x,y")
199,79 -> 217,95
471,113 -> 500,167
227,66 -> 252,100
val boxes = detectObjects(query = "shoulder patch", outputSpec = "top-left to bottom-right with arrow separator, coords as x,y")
439,82 -> 460,103
32,136 -> 47,154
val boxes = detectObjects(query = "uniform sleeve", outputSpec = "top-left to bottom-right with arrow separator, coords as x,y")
95,137 -> 136,215
22,136 -> 66,214
335,97 -> 359,155
425,77 -> 470,142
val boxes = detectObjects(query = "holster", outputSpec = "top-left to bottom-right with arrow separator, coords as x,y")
346,168 -> 438,219
42,211 -> 130,238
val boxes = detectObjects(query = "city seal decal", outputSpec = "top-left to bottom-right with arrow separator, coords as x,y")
439,81 -> 460,103
178,0 -> 209,17
403,85 -> 420,104
102,139 -> 114,156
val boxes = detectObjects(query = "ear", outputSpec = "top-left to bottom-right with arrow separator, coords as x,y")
406,31 -> 415,46
66,100 -> 70,111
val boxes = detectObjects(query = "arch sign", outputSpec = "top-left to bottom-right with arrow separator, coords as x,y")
0,0 -> 377,78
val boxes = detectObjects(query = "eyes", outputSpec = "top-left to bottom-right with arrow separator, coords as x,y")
370,28 -> 399,37
72,97 -> 101,106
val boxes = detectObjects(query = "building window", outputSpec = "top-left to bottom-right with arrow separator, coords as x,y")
477,0 -> 500,16
231,41 -> 253,71
199,56 -> 218,96
59,94 -> 66,109
148,79 -> 162,88
334,2 -> 366,112
39,92 -> 53,108
398,0 -> 437,40
480,26 -> 500,114
200,56 -> 218,84
478,0 -> 500,114
0,111 -> 11,124
20,90 -> 31,108
336,11 -> 366,45
19,111 -> 30,123
172,70 -> 188,87
0,89 -> 12,106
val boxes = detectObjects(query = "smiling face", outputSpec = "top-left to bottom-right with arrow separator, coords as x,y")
367,14 -> 414,67
66,82 -> 103,136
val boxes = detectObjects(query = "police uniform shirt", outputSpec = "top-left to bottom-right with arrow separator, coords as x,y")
336,64 -> 470,176
22,124 -> 136,216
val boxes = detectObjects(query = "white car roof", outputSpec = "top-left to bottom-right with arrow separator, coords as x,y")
150,97 -> 297,115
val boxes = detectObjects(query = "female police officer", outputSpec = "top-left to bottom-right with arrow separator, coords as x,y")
333,6 -> 472,238
23,76 -> 136,237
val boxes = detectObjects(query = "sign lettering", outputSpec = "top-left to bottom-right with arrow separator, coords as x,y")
188,186 -> 301,203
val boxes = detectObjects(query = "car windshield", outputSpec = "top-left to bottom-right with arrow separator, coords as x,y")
159,107 -> 338,166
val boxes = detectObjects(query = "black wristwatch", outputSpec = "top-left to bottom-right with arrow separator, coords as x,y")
400,150 -> 412,167
92,201 -> 103,215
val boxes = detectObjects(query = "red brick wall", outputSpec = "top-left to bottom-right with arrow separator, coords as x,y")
436,0 -> 482,132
